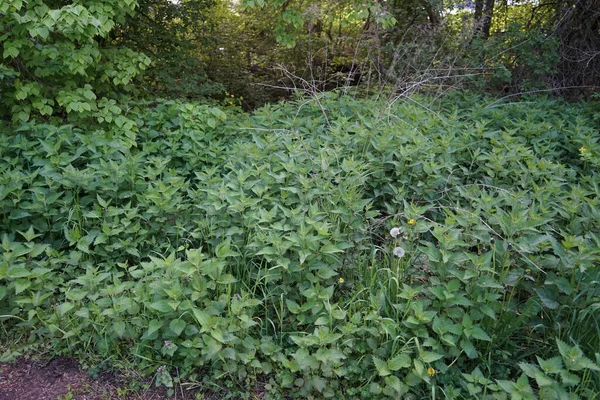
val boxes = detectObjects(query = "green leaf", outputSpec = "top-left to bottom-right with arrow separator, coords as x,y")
536,356 -> 563,374
113,321 -> 126,338
3,46 -> 19,58
14,279 -> 31,294
535,288 -> 559,309
320,243 -> 345,254
192,308 -> 209,327
57,302 -> 75,317
169,319 -> 186,336
383,375 -> 408,396
286,300 -> 300,314
388,353 -> 411,371
373,356 -> 391,376
519,362 -> 540,378
421,351 -> 444,363
149,300 -> 175,313
534,371 -> 554,387
470,326 -> 492,341
460,339 -> 478,359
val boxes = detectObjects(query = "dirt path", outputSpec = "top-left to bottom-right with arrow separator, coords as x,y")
0,358 -> 193,400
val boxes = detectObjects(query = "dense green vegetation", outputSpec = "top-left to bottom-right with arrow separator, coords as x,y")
1,0 -> 600,398
2,93 -> 600,398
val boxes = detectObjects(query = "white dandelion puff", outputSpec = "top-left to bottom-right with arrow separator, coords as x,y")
390,227 -> 401,238
393,246 -> 405,258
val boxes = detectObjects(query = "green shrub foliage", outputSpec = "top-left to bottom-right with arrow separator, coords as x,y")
1,93 -> 599,398
0,0 -> 150,123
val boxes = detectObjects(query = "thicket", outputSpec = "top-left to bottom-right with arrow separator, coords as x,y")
2,92 -> 600,397
1,0 -> 600,398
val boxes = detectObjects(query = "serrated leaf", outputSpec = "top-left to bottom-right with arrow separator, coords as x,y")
534,371 -> 554,387
535,288 -> 559,309
14,279 -> 31,294
320,243 -> 344,254
536,356 -> 563,374
373,356 -> 391,376
66,288 -> 88,301
113,321 -> 126,338
169,319 -> 186,336
146,319 -> 162,337
519,362 -> 540,378
388,353 -> 411,371
460,339 -> 479,359
192,308 -> 209,326
471,326 -> 492,341
421,351 -> 444,363
515,373 -> 534,393
149,300 -> 174,313
384,375 -> 408,396
57,302 -> 75,316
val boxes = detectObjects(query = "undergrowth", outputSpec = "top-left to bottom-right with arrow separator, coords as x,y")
1,92 -> 599,399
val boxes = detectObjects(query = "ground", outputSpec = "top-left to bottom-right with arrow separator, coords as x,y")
0,357 -> 197,400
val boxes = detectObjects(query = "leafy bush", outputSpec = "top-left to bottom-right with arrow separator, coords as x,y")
1,92 -> 599,398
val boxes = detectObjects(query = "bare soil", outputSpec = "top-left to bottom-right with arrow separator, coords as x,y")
0,357 -> 196,400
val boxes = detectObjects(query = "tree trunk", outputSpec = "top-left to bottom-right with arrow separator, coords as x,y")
473,0 -> 495,39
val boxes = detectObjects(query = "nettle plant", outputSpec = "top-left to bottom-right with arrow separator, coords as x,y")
1,91 -> 599,398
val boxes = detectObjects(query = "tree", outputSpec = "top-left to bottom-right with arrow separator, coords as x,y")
0,0 -> 150,124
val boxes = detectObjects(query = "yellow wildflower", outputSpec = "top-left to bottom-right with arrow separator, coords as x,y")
427,367 -> 436,376
367,265 -> 373,270
408,218 -> 416,225
338,277 -> 344,283
579,146 -> 586,153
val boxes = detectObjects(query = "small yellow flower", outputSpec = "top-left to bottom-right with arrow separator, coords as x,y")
367,265 -> 373,270
579,146 -> 586,153
338,277 -> 344,283
408,218 -> 416,226
231,94 -> 235,98
427,367 -> 436,376
229,101 -> 233,105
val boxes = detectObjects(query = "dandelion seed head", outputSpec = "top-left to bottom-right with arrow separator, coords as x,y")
390,227 -> 401,238
393,246 -> 405,258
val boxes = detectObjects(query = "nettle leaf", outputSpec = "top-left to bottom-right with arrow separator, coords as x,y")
470,326 -> 492,341
57,302 -> 75,316
534,371 -> 554,387
460,339 -> 479,359
534,287 -> 559,309
292,348 -> 319,371
149,300 -> 175,313
315,267 -> 337,280
536,356 -> 563,374
383,375 -> 408,396
519,362 -> 540,378
421,351 -> 444,363
169,319 -> 186,336
373,356 -> 391,376
315,348 -> 346,364
14,279 -> 31,294
145,320 -> 162,338
113,321 -> 126,338
388,353 -> 411,371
